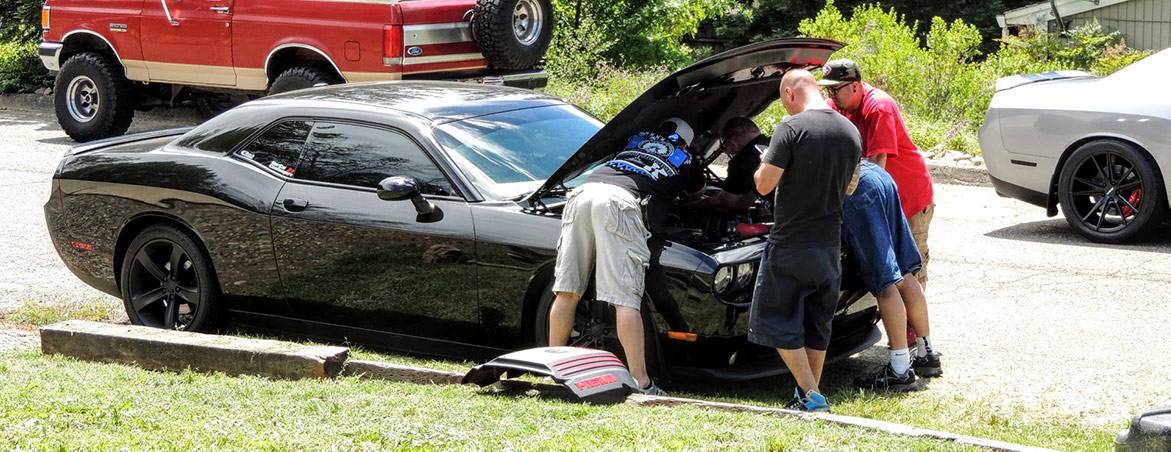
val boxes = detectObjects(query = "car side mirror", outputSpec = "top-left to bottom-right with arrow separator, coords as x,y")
377,176 -> 444,223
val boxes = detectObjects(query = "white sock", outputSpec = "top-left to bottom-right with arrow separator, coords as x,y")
890,348 -> 911,375
922,335 -> 934,354
915,337 -> 927,357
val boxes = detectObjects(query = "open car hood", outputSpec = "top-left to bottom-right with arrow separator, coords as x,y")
524,38 -> 844,207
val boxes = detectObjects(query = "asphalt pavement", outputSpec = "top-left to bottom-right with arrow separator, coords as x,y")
1,93 -> 1169,427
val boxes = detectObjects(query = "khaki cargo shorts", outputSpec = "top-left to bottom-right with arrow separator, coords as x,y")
552,183 -> 651,310
908,202 -> 934,288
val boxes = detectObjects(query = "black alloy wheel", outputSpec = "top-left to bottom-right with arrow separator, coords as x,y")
533,284 -> 661,376
120,225 -> 221,331
1058,140 -> 1167,243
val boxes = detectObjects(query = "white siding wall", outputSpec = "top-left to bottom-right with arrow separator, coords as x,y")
1064,0 -> 1171,51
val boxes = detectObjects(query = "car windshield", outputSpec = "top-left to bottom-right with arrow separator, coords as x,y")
434,105 -> 602,200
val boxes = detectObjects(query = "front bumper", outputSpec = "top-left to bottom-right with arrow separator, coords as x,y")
38,41 -> 63,73
663,304 -> 882,381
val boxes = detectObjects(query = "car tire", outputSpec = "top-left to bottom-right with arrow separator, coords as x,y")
120,225 -> 223,332
472,0 -> 553,70
532,284 -> 663,379
269,66 -> 342,95
1058,140 -> 1167,243
53,52 -> 134,142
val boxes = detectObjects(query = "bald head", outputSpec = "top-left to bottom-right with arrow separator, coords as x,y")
781,70 -> 818,94
779,69 -> 829,115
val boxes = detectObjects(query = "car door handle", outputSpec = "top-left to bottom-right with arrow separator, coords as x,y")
282,198 -> 309,212
209,6 -> 230,13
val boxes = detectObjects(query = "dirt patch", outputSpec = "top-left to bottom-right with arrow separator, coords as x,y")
0,323 -> 40,351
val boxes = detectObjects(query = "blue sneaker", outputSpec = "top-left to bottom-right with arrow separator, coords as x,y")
785,387 -> 830,412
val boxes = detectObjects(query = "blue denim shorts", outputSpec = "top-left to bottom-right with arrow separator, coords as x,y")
842,161 -> 922,296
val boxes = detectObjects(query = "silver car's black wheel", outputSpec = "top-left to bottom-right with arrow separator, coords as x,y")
1058,140 -> 1167,243
120,225 -> 221,331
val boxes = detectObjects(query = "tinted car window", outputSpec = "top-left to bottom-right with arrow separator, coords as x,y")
295,122 -> 454,195
234,120 -> 313,177
434,105 -> 601,200
175,112 -> 267,154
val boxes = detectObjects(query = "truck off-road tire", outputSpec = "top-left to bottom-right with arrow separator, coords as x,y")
54,52 -> 134,142
269,66 -> 342,95
472,0 -> 553,70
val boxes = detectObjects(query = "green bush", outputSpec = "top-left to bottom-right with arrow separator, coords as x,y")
796,1 -> 1150,155
546,0 -> 730,82
543,63 -> 670,121
0,0 -> 43,45
0,41 -> 51,93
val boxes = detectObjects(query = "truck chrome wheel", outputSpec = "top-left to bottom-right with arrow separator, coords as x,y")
473,0 -> 553,69
53,52 -> 133,141
512,0 -> 544,46
65,75 -> 99,123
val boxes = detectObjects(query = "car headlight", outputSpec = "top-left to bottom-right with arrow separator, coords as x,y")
714,266 -> 733,293
735,262 -> 754,288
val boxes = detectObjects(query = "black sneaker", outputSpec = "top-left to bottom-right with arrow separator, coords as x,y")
912,351 -> 942,378
853,364 -> 918,391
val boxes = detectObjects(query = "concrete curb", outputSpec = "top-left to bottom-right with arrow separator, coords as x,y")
626,395 -> 1055,452
40,321 -> 1048,450
342,359 -> 463,385
927,161 -> 990,187
41,320 -> 348,379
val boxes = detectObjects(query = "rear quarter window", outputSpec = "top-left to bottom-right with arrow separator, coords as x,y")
233,120 -> 314,177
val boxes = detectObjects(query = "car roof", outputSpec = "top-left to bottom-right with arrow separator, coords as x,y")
258,81 -> 570,123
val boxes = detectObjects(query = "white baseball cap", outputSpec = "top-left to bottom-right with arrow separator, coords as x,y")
664,117 -> 694,145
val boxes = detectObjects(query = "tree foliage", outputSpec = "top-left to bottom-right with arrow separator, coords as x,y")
712,0 -> 1035,57
0,0 -> 42,45
547,0 -> 731,81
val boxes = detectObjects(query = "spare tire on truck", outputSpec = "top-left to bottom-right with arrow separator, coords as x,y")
472,0 -> 553,70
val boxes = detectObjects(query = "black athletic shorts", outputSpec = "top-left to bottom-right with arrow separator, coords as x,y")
747,244 -> 841,351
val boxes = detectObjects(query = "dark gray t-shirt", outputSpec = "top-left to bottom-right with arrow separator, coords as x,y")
763,109 -> 862,248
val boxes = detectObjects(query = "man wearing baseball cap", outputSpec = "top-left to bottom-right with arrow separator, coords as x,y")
548,117 -> 705,396
819,58 -> 941,380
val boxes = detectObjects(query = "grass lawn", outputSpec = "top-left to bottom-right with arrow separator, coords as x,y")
0,350 -> 949,450
0,347 -> 1116,450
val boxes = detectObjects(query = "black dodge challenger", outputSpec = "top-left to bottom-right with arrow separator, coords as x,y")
45,38 -> 880,381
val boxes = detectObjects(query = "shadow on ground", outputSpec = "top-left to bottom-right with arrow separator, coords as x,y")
985,217 -> 1171,253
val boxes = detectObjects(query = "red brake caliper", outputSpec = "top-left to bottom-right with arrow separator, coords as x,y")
1122,189 -> 1143,217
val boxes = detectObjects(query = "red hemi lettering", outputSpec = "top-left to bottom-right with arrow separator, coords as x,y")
574,374 -> 618,391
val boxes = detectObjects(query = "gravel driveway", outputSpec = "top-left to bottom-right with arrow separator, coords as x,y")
1,93 -> 1169,427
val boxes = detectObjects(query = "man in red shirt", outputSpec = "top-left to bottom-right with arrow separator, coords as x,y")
820,59 -> 934,290
820,59 -> 938,366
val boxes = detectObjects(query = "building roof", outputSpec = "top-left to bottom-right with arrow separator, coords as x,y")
998,0 -> 1131,27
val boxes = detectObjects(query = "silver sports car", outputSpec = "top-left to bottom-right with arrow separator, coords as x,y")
979,48 -> 1171,243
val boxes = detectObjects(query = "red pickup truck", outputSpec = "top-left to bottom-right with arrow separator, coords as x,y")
38,0 -> 552,141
